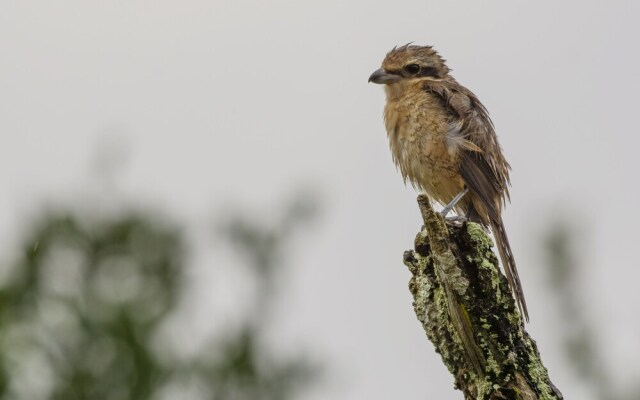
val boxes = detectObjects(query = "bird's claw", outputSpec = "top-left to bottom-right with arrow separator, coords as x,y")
442,215 -> 468,226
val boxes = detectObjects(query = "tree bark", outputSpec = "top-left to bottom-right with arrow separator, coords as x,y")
403,195 -> 563,400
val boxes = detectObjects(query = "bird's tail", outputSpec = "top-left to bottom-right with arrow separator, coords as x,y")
491,218 -> 529,322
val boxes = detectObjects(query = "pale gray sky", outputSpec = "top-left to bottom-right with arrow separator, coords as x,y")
1,1 -> 639,399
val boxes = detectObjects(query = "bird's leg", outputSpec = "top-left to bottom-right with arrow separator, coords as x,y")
440,188 -> 469,218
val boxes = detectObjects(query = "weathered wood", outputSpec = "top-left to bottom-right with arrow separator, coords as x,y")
403,195 -> 562,399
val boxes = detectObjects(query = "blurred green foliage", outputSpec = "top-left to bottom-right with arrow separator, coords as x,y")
543,221 -> 639,400
0,193 -> 319,400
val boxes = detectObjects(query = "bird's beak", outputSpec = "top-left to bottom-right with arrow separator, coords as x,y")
368,68 -> 400,84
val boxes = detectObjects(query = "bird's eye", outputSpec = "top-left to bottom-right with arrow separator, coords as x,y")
404,64 -> 421,75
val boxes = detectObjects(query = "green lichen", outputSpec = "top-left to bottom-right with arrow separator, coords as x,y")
465,222 -> 495,250
402,198 -> 563,400
524,342 -> 557,400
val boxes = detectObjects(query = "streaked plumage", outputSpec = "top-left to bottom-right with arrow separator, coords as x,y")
369,44 -> 528,321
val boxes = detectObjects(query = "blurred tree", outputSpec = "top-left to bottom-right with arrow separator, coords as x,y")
0,193 -> 319,400
543,221 -> 640,400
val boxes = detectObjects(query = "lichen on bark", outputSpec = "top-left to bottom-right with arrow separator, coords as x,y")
403,195 -> 562,400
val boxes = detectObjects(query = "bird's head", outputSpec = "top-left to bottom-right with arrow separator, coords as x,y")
368,44 -> 450,85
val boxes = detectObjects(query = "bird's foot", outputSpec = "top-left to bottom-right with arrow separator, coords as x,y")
443,215 -> 468,226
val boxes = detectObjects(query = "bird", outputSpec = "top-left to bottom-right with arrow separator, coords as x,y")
368,44 -> 528,321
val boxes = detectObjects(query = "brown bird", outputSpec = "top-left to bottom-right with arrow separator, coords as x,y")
369,44 -> 528,321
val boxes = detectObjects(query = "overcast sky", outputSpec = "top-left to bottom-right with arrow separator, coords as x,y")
1,1 -> 639,399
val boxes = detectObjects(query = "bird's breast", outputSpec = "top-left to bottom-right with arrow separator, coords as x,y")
383,92 -> 463,201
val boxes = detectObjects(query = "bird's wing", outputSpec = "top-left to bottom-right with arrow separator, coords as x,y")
424,79 -> 529,321
423,79 -> 511,220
